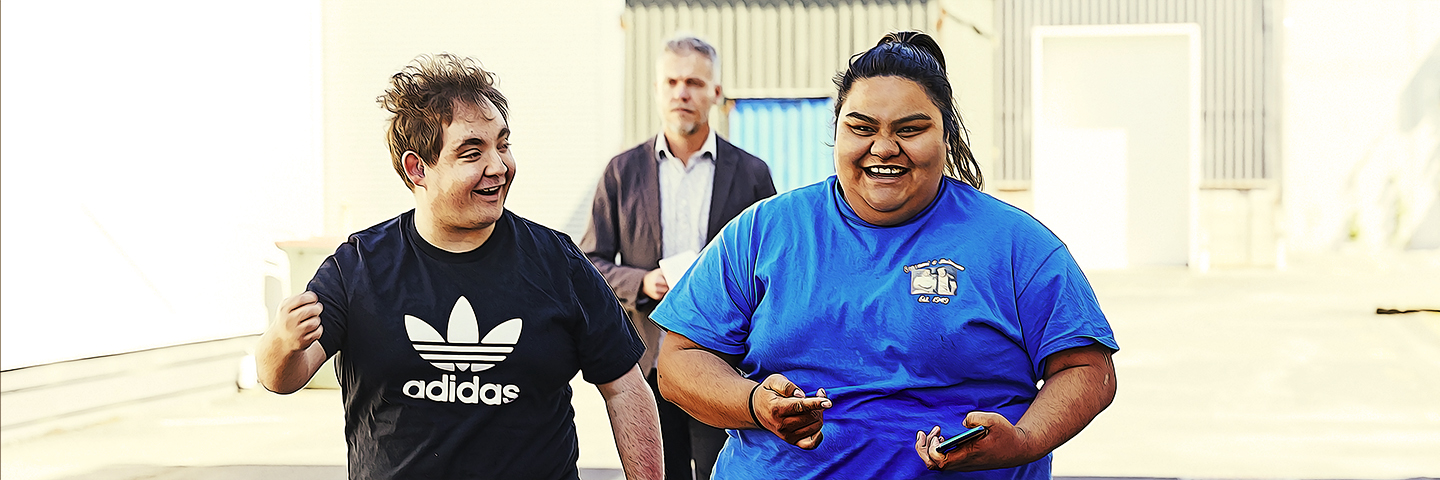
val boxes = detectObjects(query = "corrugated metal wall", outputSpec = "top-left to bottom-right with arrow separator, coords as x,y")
996,0 -> 1276,189
624,0 -> 936,147
730,98 -> 838,192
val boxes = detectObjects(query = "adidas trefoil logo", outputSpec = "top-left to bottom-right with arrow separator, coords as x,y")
404,296 -> 522,372
402,297 -> 522,405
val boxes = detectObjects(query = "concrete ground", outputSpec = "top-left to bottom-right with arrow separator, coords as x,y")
2,252 -> 1437,479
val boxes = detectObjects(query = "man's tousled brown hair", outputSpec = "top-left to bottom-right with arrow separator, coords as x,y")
379,53 -> 509,190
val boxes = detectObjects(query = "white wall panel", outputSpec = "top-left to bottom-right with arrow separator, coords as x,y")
1,0 -> 323,369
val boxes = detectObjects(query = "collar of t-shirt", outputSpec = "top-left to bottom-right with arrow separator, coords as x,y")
653,131 -> 717,259
403,209 -> 513,263
831,175 -> 950,229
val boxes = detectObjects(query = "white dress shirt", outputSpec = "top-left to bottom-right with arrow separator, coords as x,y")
655,130 -> 717,259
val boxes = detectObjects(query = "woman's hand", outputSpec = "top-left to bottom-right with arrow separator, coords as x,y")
915,344 -> 1117,470
752,373 -> 832,450
913,411 -> 1037,471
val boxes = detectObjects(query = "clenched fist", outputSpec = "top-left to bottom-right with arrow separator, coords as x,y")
269,291 -> 324,353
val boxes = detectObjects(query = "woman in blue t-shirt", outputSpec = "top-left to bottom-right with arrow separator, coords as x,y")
650,31 -> 1119,479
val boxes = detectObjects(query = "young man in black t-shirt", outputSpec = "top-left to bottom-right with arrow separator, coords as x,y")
256,54 -> 663,480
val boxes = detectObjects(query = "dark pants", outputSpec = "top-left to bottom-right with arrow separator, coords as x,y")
648,371 -> 727,480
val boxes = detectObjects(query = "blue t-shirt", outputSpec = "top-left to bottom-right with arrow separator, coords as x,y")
310,209 -> 644,480
651,176 -> 1118,479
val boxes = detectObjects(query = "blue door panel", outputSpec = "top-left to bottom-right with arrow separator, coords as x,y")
729,98 -> 836,193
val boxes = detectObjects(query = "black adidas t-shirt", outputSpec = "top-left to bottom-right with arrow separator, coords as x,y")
309,209 -> 645,480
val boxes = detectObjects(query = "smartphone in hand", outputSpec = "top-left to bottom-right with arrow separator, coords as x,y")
936,425 -> 988,453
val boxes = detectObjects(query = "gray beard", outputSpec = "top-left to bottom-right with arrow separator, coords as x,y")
667,119 -> 701,137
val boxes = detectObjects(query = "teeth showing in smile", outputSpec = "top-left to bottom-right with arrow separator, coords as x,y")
476,185 -> 502,195
865,165 -> 908,176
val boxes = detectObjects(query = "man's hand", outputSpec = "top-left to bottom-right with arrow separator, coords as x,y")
641,268 -> 669,300
751,373 -> 831,450
914,411 -> 1036,471
269,292 -> 324,353
256,291 -> 329,394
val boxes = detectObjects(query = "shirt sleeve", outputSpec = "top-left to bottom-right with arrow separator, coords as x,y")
564,241 -> 647,385
577,156 -> 651,312
1016,245 -> 1119,379
307,244 -> 352,358
650,207 -> 761,356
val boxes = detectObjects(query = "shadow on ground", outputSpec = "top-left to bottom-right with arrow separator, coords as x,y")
51,465 -> 629,480
52,465 -> 343,480
52,466 -> 1438,480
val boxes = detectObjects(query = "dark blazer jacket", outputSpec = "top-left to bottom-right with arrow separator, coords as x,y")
580,136 -> 776,377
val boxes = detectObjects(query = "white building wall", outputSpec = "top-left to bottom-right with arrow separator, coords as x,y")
938,0 -> 998,190
322,0 -> 627,239
1280,0 -> 1440,253
1,0 -> 324,370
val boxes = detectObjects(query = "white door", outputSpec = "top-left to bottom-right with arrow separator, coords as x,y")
1031,24 -> 1201,270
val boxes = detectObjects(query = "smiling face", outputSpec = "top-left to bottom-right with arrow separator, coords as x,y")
655,50 -> 721,138
834,76 -> 948,226
412,98 -> 515,235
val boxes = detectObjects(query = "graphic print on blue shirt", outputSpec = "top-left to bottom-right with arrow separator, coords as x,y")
906,258 -> 964,303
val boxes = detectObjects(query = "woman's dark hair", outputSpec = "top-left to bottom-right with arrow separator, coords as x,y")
833,31 -> 983,190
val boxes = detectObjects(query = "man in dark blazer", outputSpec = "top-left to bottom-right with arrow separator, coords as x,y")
580,35 -> 775,480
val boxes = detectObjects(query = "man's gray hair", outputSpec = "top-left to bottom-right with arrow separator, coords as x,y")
663,34 -> 721,84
